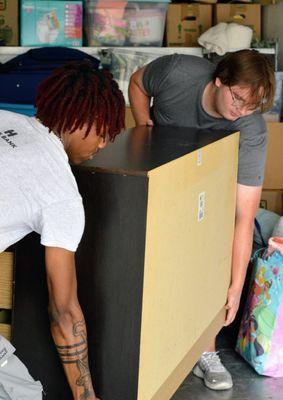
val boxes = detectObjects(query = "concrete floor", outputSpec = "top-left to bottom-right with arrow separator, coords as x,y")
171,330 -> 283,400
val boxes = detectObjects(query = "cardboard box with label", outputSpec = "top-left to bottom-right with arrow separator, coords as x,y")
0,0 -> 19,45
214,4 -> 261,40
260,190 -> 283,215
263,123 -> 283,190
166,4 -> 212,47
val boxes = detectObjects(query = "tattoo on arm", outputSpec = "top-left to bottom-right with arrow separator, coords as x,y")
56,320 -> 95,400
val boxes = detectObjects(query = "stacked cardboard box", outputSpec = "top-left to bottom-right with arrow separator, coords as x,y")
260,190 -> 283,215
214,4 -> 261,40
166,2 -> 262,47
261,123 -> 283,215
166,3 -> 212,47
259,0 -> 279,4
0,0 -> 19,45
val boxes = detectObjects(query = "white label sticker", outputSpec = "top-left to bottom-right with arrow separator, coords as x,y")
198,191 -> 205,222
197,149 -> 202,166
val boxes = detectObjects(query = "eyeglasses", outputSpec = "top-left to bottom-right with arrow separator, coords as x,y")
229,86 -> 260,112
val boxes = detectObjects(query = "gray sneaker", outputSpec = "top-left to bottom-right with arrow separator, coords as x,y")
193,351 -> 233,391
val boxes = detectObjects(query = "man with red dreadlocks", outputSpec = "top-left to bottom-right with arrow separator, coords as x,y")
0,60 -> 125,400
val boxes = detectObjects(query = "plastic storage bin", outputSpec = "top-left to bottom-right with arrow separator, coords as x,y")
0,103 -> 36,117
85,0 -> 170,46
21,0 -> 83,47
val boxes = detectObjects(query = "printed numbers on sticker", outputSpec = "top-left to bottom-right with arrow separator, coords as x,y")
197,149 -> 202,166
198,191 -> 205,222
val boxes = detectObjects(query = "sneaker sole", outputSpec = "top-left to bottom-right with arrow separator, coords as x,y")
193,364 -> 204,379
193,364 -> 233,391
204,380 -> 233,391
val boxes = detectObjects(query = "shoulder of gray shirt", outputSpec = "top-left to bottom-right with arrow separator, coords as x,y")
143,53 -> 215,94
232,113 -> 267,141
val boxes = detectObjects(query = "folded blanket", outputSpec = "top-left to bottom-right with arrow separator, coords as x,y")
198,22 -> 253,56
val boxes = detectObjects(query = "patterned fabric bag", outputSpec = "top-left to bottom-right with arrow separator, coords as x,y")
236,247 -> 283,377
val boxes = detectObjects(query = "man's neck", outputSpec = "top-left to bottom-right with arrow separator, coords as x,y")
202,81 -> 222,119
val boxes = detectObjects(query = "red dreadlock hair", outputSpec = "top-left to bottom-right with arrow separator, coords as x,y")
35,60 -> 125,141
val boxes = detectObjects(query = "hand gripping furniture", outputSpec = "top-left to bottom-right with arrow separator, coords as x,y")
11,125 -> 239,400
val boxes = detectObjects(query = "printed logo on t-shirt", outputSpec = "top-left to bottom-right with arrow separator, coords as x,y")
0,347 -> 7,361
0,129 -> 18,148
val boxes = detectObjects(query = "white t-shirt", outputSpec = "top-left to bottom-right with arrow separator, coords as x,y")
0,111 -> 85,253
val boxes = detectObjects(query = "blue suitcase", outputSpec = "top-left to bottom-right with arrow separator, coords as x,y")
0,102 -> 36,116
0,47 -> 100,104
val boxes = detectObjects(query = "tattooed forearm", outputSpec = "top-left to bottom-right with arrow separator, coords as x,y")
56,340 -> 86,350
76,356 -> 95,400
56,320 -> 88,364
74,319 -> 88,342
55,319 -> 95,400
58,347 -> 88,360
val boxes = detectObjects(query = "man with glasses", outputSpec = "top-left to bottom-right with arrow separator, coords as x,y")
129,49 -> 275,391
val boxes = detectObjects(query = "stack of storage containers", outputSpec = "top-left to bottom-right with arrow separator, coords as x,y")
85,0 -> 170,46
21,0 -> 83,47
0,0 -> 19,45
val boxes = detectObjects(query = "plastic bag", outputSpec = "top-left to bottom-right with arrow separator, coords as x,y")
0,335 -> 43,399
236,246 -> 283,377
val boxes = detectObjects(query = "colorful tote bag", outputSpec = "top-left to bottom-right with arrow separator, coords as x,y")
236,247 -> 283,377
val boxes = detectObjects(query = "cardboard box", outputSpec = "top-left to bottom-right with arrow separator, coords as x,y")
0,0 -> 19,45
166,4 -> 212,47
21,0 -> 82,47
214,4 -> 261,40
259,0 -> 278,4
263,123 -> 283,190
260,190 -> 283,214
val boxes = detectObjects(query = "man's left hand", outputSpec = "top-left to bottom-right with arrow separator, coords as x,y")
224,286 -> 242,326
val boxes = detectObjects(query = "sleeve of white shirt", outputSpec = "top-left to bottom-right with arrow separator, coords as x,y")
40,198 -> 85,252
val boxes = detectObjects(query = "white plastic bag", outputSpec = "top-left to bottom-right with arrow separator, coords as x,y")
0,336 -> 43,400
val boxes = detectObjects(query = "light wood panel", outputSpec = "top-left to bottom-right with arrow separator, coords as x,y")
151,308 -> 226,400
138,133 -> 239,400
0,323 -> 11,341
0,252 -> 14,309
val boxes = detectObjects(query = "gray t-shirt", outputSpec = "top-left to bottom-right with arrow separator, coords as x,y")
143,54 -> 267,187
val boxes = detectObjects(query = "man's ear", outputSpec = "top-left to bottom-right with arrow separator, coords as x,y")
215,77 -> 222,88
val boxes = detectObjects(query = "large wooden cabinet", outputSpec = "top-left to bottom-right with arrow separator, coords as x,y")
12,125 -> 239,400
